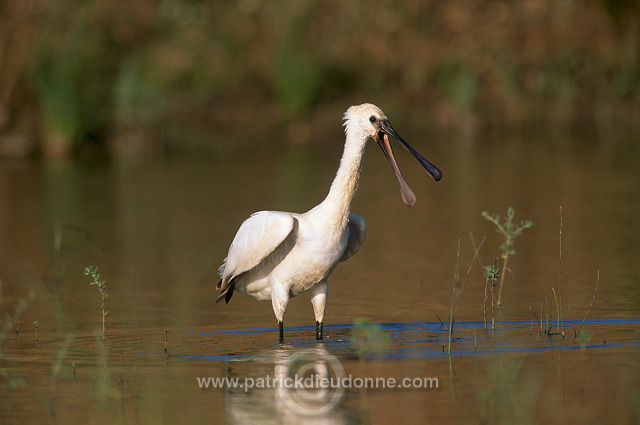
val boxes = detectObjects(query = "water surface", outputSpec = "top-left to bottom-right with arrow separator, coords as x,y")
1,133 -> 639,423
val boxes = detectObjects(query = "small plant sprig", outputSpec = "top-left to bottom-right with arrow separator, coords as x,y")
84,265 -> 109,341
483,263 -> 500,330
481,207 -> 533,308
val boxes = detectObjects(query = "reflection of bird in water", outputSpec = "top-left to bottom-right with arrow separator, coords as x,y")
223,347 -> 352,424
217,104 -> 442,342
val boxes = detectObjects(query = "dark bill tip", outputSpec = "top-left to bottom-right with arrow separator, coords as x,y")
380,120 -> 442,182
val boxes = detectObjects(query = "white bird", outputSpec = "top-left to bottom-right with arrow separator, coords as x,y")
216,103 -> 442,342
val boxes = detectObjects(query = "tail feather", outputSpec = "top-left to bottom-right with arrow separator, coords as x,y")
215,279 -> 235,304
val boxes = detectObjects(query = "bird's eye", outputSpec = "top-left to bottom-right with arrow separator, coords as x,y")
369,116 -> 377,123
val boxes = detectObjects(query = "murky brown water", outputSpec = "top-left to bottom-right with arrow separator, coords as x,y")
1,132 -> 639,424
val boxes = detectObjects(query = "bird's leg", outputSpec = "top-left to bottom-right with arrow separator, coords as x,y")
272,282 -> 289,343
310,281 -> 328,341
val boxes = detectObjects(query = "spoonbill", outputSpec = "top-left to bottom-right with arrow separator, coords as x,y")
216,103 -> 442,342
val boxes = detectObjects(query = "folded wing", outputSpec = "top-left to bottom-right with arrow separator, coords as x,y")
340,214 -> 366,262
217,211 -> 296,303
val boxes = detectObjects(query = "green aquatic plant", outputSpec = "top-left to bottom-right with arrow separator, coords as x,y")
351,318 -> 391,358
483,263 -> 500,330
550,287 -> 562,336
481,207 -> 533,307
483,264 -> 501,280
531,289 -> 564,337
577,328 -> 592,347
543,289 -> 563,337
84,265 -> 109,341
449,234 -> 485,352
446,239 -> 461,354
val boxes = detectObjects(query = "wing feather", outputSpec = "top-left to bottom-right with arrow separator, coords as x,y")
340,214 -> 366,262
217,211 -> 295,291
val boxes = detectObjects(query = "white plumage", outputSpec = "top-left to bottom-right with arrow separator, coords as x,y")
216,103 -> 442,341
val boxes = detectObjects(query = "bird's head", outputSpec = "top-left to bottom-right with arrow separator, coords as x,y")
344,103 -> 442,206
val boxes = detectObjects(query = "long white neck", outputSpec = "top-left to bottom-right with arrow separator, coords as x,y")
308,121 -> 368,230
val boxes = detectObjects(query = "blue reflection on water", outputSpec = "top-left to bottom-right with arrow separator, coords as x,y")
141,318 -> 640,361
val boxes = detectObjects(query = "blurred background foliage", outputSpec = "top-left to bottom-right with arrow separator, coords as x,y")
0,0 -> 638,158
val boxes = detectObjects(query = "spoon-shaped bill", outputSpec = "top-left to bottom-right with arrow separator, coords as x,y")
380,120 -> 443,182
377,133 -> 417,206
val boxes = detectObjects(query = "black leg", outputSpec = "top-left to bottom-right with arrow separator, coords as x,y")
278,321 -> 284,343
315,321 -> 323,340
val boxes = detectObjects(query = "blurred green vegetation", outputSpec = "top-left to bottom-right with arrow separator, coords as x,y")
0,0 -> 638,158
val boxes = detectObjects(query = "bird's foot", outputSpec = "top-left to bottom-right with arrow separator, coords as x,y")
278,321 -> 284,343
